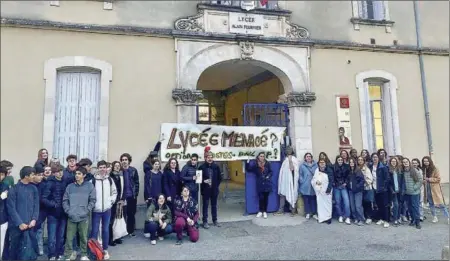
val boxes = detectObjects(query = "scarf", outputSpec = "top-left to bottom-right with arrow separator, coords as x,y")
257,160 -> 266,172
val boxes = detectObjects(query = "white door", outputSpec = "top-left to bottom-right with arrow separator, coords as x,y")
53,70 -> 101,164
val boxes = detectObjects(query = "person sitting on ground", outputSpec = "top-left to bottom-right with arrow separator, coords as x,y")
174,186 -> 199,245
145,194 -> 173,245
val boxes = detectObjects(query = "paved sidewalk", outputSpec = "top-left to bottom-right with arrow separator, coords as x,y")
106,214 -> 449,260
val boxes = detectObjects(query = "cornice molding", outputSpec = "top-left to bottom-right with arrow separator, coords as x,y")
1,17 -> 448,56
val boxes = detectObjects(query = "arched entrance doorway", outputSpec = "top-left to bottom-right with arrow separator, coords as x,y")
173,39 -> 316,219
196,59 -> 288,217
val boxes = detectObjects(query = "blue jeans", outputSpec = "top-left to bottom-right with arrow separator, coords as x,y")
145,221 -> 173,241
405,194 -> 420,225
47,215 -> 67,258
90,209 -> 112,250
349,191 -> 365,222
392,193 -> 407,221
334,188 -> 350,218
302,195 -> 317,215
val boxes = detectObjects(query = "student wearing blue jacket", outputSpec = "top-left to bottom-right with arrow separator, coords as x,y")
6,166 -> 40,261
369,153 -> 391,228
298,153 -> 318,220
347,158 -> 365,225
388,157 -> 406,226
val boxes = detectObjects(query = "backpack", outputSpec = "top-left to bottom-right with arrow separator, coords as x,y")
87,238 -> 104,260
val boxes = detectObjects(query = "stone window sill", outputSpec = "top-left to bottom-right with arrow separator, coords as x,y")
350,17 -> 395,33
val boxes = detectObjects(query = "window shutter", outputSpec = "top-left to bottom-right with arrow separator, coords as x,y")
77,72 -> 101,163
373,1 -> 386,20
54,72 -> 81,163
357,1 -> 368,19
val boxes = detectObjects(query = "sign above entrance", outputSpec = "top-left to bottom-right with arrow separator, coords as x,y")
160,123 -> 285,162
229,12 -> 264,35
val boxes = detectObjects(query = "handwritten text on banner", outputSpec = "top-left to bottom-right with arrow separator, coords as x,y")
160,123 -> 286,161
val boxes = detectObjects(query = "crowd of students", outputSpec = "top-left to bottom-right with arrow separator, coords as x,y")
0,146 -> 448,260
274,148 -> 448,229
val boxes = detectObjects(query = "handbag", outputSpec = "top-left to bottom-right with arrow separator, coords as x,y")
112,205 -> 128,241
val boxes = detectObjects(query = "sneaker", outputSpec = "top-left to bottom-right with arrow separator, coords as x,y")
338,216 -> 344,223
176,240 -> 182,245
313,215 -> 318,220
354,220 -> 358,224
416,224 -> 422,229
69,251 -> 77,260
104,251 -> 110,260
80,257 -> 89,261
357,221 -> 364,226
383,222 -> 390,228
144,233 -> 150,238
432,216 -> 438,223
213,221 -> 221,227
345,218 -> 351,225
365,219 -> 372,224
150,240 -> 156,245
158,237 -> 164,241
115,239 -> 123,244
49,258 -> 56,260
401,216 -> 408,222
256,212 -> 263,218
305,214 -> 311,220
393,221 -> 399,227
376,220 -> 384,225
409,222 -> 414,226
39,250 -> 44,256
263,212 -> 268,219
130,233 -> 136,237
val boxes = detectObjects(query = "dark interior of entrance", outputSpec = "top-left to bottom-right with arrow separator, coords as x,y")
197,60 -> 287,217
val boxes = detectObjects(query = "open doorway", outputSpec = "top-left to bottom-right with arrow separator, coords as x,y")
196,60 -> 285,221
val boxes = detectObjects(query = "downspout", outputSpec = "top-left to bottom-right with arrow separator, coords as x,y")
413,1 -> 434,156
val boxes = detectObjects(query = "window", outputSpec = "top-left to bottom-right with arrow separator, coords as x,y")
208,0 -> 278,10
356,0 -> 387,20
53,70 -> 101,163
356,70 -> 401,155
196,91 -> 225,125
368,84 -> 385,150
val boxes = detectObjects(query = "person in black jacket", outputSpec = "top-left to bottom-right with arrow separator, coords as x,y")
120,153 -> 140,237
31,164 -> 48,256
7,166 -> 40,261
370,153 -> 391,228
333,156 -> 351,224
199,152 -> 222,229
0,166 -> 9,259
347,158 -> 365,225
109,161 -> 124,246
162,158 -> 182,222
180,154 -> 200,203
42,164 -> 68,260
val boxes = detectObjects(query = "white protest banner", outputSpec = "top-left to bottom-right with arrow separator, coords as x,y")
160,123 -> 286,162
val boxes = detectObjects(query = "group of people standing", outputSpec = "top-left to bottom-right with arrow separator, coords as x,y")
0,151 -> 142,260
254,147 -> 448,230
0,145 -> 225,260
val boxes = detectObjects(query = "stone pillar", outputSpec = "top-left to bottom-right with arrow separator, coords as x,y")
279,91 -> 316,216
171,88 -> 204,124
278,91 -> 317,158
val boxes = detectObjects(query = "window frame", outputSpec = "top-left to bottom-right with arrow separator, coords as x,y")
356,70 -> 401,155
350,0 -> 394,32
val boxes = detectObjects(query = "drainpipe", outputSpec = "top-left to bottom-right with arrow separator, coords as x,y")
413,1 -> 434,157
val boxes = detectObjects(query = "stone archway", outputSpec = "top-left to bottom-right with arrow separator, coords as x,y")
172,39 -> 316,156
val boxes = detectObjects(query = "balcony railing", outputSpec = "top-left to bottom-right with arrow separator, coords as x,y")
207,0 -> 279,10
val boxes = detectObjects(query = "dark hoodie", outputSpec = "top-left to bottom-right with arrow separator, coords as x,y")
42,175 -> 68,218
181,161 -> 198,193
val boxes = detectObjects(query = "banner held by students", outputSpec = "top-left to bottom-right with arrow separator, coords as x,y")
160,123 -> 286,162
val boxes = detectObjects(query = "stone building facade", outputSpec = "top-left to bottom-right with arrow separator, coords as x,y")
1,1 -> 448,199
